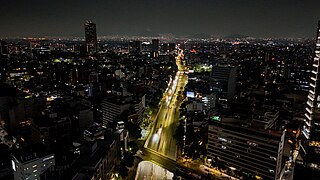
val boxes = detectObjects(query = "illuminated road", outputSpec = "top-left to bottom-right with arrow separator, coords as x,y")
145,50 -> 188,160
138,51 -> 227,180
135,161 -> 174,180
134,148 -> 226,180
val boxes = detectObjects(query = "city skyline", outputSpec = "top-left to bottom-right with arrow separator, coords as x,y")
2,1 -> 320,180
1,0 -> 320,38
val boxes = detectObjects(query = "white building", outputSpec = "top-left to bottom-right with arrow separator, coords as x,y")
12,153 -> 55,180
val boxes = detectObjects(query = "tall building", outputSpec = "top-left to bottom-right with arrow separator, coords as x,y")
301,20 -> 320,169
128,40 -> 141,54
207,101 -> 285,180
210,66 -> 237,100
151,39 -> 159,58
208,120 -> 285,180
0,40 -> 8,55
101,95 -> 145,126
70,138 -> 119,180
84,21 -> 97,53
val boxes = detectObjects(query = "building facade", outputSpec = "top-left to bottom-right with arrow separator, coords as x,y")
152,39 -> 159,58
72,138 -> 119,180
12,153 -> 55,180
207,118 -> 285,180
301,20 -> 320,169
84,21 -> 97,53
210,66 -> 237,100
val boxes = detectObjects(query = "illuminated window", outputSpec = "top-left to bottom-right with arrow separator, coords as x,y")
309,141 -> 320,147
247,141 -> 258,147
218,137 -> 227,142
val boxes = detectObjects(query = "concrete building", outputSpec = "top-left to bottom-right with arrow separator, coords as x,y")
71,138 -> 119,180
101,97 -> 131,126
208,118 -> 285,180
101,95 -> 145,126
33,113 -> 72,144
207,101 -> 285,180
12,147 -> 55,180
187,101 -> 204,112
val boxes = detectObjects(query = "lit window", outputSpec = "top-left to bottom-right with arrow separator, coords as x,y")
270,156 -> 277,161
218,137 -> 227,142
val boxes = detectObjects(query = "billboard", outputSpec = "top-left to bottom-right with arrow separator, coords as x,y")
186,91 -> 195,98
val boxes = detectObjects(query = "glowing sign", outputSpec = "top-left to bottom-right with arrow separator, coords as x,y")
186,91 -> 195,98
212,116 -> 220,121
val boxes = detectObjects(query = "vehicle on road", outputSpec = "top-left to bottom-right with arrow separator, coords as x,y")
157,124 -> 163,135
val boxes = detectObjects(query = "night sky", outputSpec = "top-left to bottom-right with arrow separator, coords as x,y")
1,0 -> 320,38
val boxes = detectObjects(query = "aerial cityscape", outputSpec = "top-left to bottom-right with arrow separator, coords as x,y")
1,1 -> 320,180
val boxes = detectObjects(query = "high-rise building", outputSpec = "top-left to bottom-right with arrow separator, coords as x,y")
84,21 -> 97,53
0,40 -> 8,55
301,20 -> 320,169
128,40 -> 141,54
207,101 -> 285,180
151,39 -> 159,58
208,120 -> 285,180
210,66 -> 237,100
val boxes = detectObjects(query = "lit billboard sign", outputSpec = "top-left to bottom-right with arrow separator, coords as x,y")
186,91 -> 195,98
212,116 -> 220,121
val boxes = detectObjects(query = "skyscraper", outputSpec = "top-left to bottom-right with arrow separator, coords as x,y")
151,39 -> 159,58
210,66 -> 237,100
84,21 -> 97,53
301,20 -> 320,169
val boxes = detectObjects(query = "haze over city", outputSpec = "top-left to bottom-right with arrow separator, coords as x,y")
1,0 -> 320,38
2,1 -> 320,180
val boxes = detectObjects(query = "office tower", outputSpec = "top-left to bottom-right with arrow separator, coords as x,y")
129,40 -> 141,54
84,21 -> 97,53
301,21 -> 320,169
210,66 -> 237,100
152,39 -> 159,58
